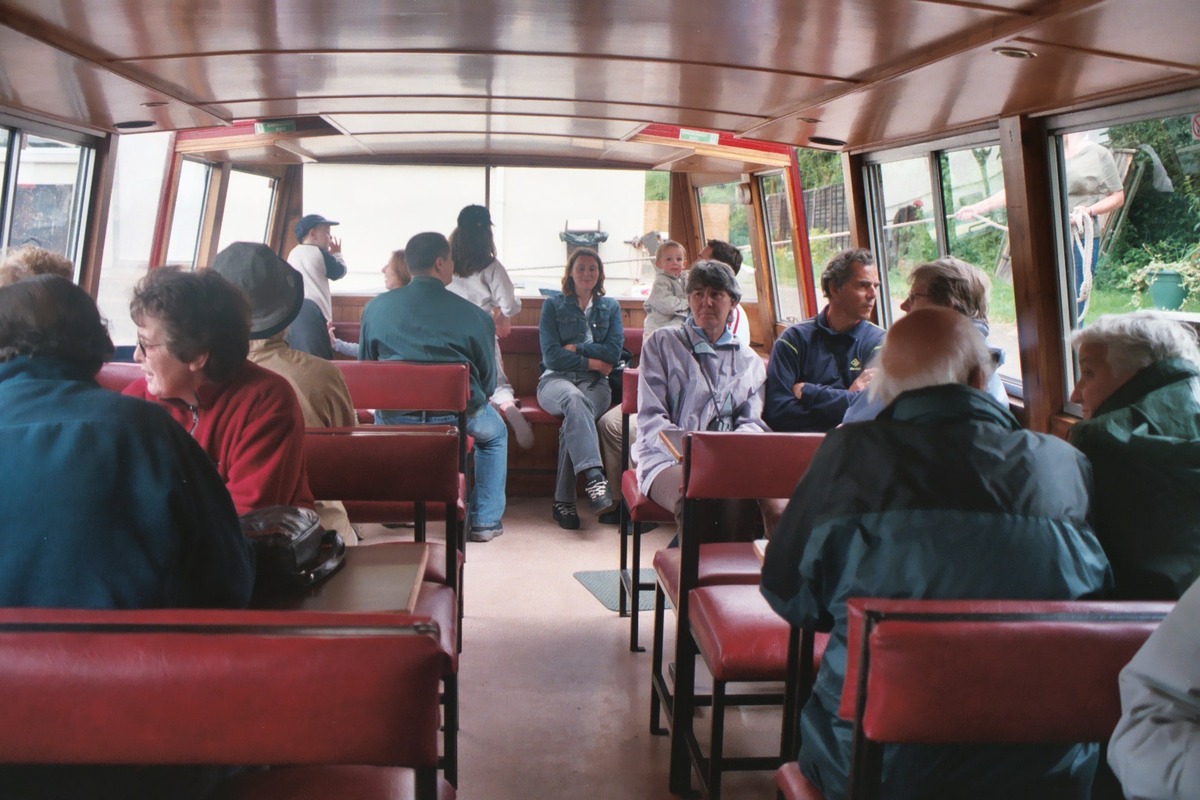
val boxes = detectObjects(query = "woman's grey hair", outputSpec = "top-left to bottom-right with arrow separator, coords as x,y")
870,308 -> 992,407
1072,311 -> 1200,378
686,259 -> 741,305
909,256 -> 990,321
820,248 -> 874,299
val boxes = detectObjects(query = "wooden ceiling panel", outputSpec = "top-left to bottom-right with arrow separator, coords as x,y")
1021,0 -> 1200,71
0,25 -> 225,134
327,113 -> 642,142
127,52 -> 843,123
753,34 -> 1198,149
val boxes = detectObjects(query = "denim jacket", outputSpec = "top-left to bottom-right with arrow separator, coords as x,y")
538,291 -> 624,376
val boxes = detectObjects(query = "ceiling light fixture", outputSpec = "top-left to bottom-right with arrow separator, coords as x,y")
798,117 -> 820,124
113,120 -> 155,131
809,135 -> 846,148
140,101 -> 167,108
992,46 -> 1037,59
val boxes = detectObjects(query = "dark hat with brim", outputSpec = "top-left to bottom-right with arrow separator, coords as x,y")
294,213 -> 339,242
211,242 -> 305,339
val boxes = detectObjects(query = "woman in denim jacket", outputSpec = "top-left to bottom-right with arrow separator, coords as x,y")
537,247 -> 624,529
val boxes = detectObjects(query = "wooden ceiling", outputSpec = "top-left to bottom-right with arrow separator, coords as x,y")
0,0 -> 1197,169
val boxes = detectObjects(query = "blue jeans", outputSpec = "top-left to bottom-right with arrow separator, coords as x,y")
536,373 -> 611,503
376,406 -> 508,530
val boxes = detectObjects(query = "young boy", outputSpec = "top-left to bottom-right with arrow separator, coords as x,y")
642,240 -> 689,336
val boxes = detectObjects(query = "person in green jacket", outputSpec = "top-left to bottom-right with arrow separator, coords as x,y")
1070,311 -> 1200,599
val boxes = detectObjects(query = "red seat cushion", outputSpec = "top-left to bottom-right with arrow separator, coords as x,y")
690,584 -> 823,682
413,581 -> 458,672
514,394 -> 562,426
776,762 -> 826,800
652,543 -> 761,607
621,470 -> 674,523
215,764 -> 455,800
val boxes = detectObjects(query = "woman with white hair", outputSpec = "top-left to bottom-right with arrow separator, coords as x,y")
1069,311 -> 1200,599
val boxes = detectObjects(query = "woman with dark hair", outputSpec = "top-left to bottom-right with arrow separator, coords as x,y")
448,204 -> 534,448
537,247 -> 623,528
123,266 -> 314,515
0,273 -> 255,800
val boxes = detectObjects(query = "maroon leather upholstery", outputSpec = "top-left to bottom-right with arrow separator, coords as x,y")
690,584 -> 828,683
620,469 -> 673,524
683,431 -> 825,500
0,608 -> 445,768
216,764 -> 456,800
621,367 -> 639,414
838,598 -> 1171,749
412,582 -> 459,671
305,427 -> 460,504
96,361 -> 142,392
334,361 -> 469,416
652,544 -> 760,607
777,762 -> 826,800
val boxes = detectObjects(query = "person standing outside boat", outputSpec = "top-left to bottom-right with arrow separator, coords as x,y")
287,213 -> 348,359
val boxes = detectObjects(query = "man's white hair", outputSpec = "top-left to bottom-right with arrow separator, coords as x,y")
1071,312 -> 1200,379
870,310 -> 993,407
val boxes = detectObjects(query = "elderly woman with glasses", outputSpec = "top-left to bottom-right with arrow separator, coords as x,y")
122,265 -> 314,515
635,260 -> 773,529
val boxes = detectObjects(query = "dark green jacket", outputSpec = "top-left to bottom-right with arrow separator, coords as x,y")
763,384 -> 1112,800
359,275 -> 497,414
1070,358 -> 1200,599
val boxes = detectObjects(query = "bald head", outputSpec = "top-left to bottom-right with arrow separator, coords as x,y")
871,307 -> 991,406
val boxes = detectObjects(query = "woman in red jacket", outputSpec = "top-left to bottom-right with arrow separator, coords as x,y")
123,264 -> 314,516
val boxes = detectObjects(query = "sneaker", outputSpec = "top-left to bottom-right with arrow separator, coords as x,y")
552,502 -> 580,530
469,525 -> 503,543
583,474 -> 614,513
502,404 -> 535,450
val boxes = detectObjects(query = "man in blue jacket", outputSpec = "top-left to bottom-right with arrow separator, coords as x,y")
763,308 -> 1112,800
764,248 -> 884,431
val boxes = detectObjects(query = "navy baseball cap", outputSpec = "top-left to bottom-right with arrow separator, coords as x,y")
294,214 -> 339,242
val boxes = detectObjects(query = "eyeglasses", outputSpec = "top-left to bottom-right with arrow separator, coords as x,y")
904,291 -> 931,305
135,339 -> 166,355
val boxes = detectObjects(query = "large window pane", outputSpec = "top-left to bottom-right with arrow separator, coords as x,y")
217,169 -> 275,250
165,159 -> 211,267
756,172 -> 787,311
796,149 -> 847,322
875,158 -> 937,323
943,144 -> 1021,384
305,164 -> 655,296
9,133 -> 90,261
98,132 -> 173,345
697,179 -> 756,303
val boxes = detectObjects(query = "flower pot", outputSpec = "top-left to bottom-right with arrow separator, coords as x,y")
1148,269 -> 1187,310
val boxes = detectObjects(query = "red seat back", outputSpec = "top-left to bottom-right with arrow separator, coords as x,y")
0,607 -> 445,767
622,367 -> 639,415
96,361 -> 142,392
335,361 -> 469,414
303,427 -> 460,504
684,431 -> 824,501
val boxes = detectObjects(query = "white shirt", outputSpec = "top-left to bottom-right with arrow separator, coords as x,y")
447,259 -> 521,318
286,243 -> 346,321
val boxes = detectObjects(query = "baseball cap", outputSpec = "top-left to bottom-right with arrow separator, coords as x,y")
294,213 -> 339,242
457,204 -> 492,229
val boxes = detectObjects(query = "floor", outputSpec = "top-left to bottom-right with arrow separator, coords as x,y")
362,496 -> 782,800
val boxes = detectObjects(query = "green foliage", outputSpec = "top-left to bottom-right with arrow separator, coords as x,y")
644,171 -> 669,201
794,148 -> 843,188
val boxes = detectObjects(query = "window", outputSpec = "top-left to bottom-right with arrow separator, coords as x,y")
302,164 -> 658,296
217,169 -> 276,251
865,138 -> 1022,387
1052,98 -> 1200,412
794,148 -> 847,322
6,132 -> 92,264
165,159 -> 211,268
97,132 -> 173,344
697,179 -> 757,303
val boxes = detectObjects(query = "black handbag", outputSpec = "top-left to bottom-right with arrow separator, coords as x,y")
609,347 -> 634,405
239,506 -> 345,588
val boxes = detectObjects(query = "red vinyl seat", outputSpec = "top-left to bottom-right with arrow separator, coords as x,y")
96,361 -> 142,392
0,608 -> 452,800
776,761 -> 826,800
838,598 -> 1173,800
652,431 -> 824,799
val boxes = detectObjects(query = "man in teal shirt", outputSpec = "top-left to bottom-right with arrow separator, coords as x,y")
359,231 -> 508,541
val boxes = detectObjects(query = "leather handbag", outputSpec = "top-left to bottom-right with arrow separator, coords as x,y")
239,505 -> 345,588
